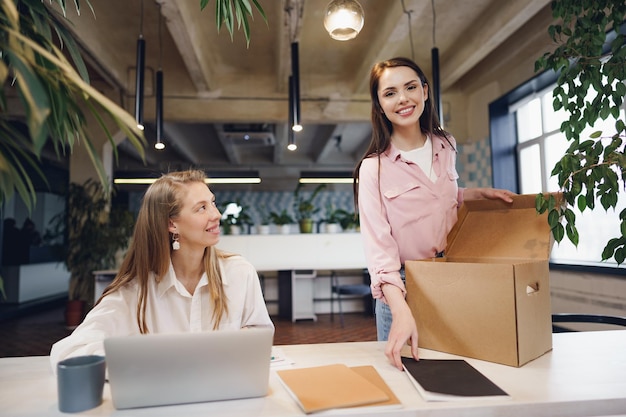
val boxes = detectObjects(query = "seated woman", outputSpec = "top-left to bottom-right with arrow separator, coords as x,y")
50,170 -> 273,367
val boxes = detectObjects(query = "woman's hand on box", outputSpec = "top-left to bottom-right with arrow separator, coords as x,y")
464,187 -> 516,202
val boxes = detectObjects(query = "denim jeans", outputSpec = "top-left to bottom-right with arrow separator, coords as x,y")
375,267 -> 406,341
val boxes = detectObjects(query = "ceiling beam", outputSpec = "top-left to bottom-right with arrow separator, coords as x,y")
441,0 -> 552,89
157,0 -> 218,94
277,0 -> 304,94
352,0 -> 430,95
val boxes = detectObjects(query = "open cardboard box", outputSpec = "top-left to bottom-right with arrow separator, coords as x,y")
405,194 -> 554,367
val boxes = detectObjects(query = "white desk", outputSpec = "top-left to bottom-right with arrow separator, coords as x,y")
217,233 -> 367,271
219,233 -> 368,321
2,331 -> 626,416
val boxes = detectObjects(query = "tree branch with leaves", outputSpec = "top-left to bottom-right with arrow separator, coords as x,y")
534,0 -> 626,265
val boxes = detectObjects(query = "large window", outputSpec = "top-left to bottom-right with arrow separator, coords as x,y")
513,86 -> 625,267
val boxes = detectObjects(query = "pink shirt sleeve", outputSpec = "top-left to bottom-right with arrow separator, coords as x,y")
358,157 -> 405,303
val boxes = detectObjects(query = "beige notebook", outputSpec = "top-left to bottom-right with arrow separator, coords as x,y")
350,366 -> 402,409
276,364 -> 392,414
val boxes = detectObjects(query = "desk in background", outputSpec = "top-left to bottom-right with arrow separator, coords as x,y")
218,233 -> 367,321
217,233 -> 366,271
2,331 -> 625,416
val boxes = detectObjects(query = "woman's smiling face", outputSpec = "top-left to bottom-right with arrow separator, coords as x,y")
169,181 -> 222,250
377,65 -> 428,129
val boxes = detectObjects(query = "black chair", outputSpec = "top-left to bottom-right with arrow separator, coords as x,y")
330,270 -> 372,328
551,313 -> 626,333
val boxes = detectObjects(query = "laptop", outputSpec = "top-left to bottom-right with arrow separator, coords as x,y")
103,327 -> 274,409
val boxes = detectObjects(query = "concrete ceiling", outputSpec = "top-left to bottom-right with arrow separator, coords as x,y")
58,0 -> 553,191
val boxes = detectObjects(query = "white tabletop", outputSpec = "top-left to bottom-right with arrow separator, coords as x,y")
2,331 -> 626,417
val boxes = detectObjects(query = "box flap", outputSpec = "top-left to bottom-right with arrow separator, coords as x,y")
446,194 -> 552,261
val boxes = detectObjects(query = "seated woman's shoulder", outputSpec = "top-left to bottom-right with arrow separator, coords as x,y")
219,252 -> 255,271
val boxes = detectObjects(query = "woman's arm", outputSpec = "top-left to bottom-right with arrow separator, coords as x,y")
463,187 -> 516,202
382,284 -> 419,370
49,291 -> 135,371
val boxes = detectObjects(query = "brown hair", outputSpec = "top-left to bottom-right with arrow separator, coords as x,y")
97,170 -> 230,332
352,57 -> 452,209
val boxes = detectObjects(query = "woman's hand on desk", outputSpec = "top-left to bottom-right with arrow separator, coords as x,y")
383,288 -> 419,370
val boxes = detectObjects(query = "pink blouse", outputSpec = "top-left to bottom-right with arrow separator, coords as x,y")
357,134 -> 464,302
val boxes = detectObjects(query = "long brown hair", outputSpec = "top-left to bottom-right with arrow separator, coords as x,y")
352,57 -> 451,209
97,170 -> 230,332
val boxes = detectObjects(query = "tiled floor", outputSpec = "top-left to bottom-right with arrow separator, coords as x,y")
0,300 -> 377,358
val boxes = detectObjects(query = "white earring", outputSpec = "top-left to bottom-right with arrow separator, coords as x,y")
172,233 -> 180,250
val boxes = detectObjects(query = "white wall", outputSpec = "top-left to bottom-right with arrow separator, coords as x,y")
550,268 -> 626,331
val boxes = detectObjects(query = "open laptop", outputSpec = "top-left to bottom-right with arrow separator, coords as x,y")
103,327 -> 274,409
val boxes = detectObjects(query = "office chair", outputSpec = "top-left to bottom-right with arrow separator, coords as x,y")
330,270 -> 372,328
551,313 -> 626,333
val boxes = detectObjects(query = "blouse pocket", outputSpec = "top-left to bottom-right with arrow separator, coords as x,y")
383,182 -> 420,200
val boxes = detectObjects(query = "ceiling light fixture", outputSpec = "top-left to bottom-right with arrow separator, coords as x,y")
114,171 -> 262,185
134,0 -> 145,131
287,75 -> 298,151
291,42 -> 302,132
206,171 -> 262,184
155,5 -> 165,150
323,0 -> 364,41
299,171 -> 353,184
430,0 -> 443,125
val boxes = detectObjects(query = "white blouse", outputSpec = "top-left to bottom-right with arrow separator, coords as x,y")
50,255 -> 274,368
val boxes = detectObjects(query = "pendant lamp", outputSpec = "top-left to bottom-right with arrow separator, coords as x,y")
134,0 -> 145,130
287,75 -> 297,151
323,0 -> 364,41
291,42 -> 302,132
155,5 -> 165,150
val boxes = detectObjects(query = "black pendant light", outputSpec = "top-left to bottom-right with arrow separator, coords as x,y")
287,75 -> 297,150
291,42 -> 302,132
155,5 -> 165,150
134,0 -> 145,130
430,0 -> 442,124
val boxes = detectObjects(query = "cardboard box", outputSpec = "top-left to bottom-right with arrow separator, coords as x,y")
405,194 -> 553,367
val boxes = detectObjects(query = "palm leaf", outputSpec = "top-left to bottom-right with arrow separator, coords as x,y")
1,6 -> 146,207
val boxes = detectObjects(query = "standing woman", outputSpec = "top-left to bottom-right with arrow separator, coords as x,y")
354,57 -> 515,370
50,170 -> 273,366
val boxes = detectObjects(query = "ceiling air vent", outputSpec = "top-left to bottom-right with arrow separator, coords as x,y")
222,124 -> 275,146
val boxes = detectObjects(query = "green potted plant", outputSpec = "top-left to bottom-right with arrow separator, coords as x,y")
220,201 -> 252,235
338,211 -> 360,232
47,180 -> 135,328
534,0 -> 625,265
0,0 -> 265,299
322,203 -> 347,233
256,204 -> 272,235
269,209 -> 295,234
293,183 -> 326,233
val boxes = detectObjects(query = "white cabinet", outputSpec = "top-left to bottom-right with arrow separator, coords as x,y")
291,270 -> 317,322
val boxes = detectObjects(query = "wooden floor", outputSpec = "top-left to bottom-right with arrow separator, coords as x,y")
0,301 -> 377,358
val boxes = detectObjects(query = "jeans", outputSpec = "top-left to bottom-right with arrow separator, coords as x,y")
375,267 -> 406,341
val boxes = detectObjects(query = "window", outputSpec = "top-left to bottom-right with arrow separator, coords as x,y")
513,86 -> 625,267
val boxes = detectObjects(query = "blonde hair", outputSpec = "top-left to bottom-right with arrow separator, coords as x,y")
98,170 -> 230,332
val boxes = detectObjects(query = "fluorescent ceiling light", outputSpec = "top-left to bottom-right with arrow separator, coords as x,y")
114,171 -> 261,185
299,171 -> 353,184
207,177 -> 261,184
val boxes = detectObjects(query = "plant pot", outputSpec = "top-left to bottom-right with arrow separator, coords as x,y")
230,225 -> 242,235
65,299 -> 86,330
278,225 -> 291,235
256,224 -> 271,235
299,219 -> 314,234
324,223 -> 341,234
